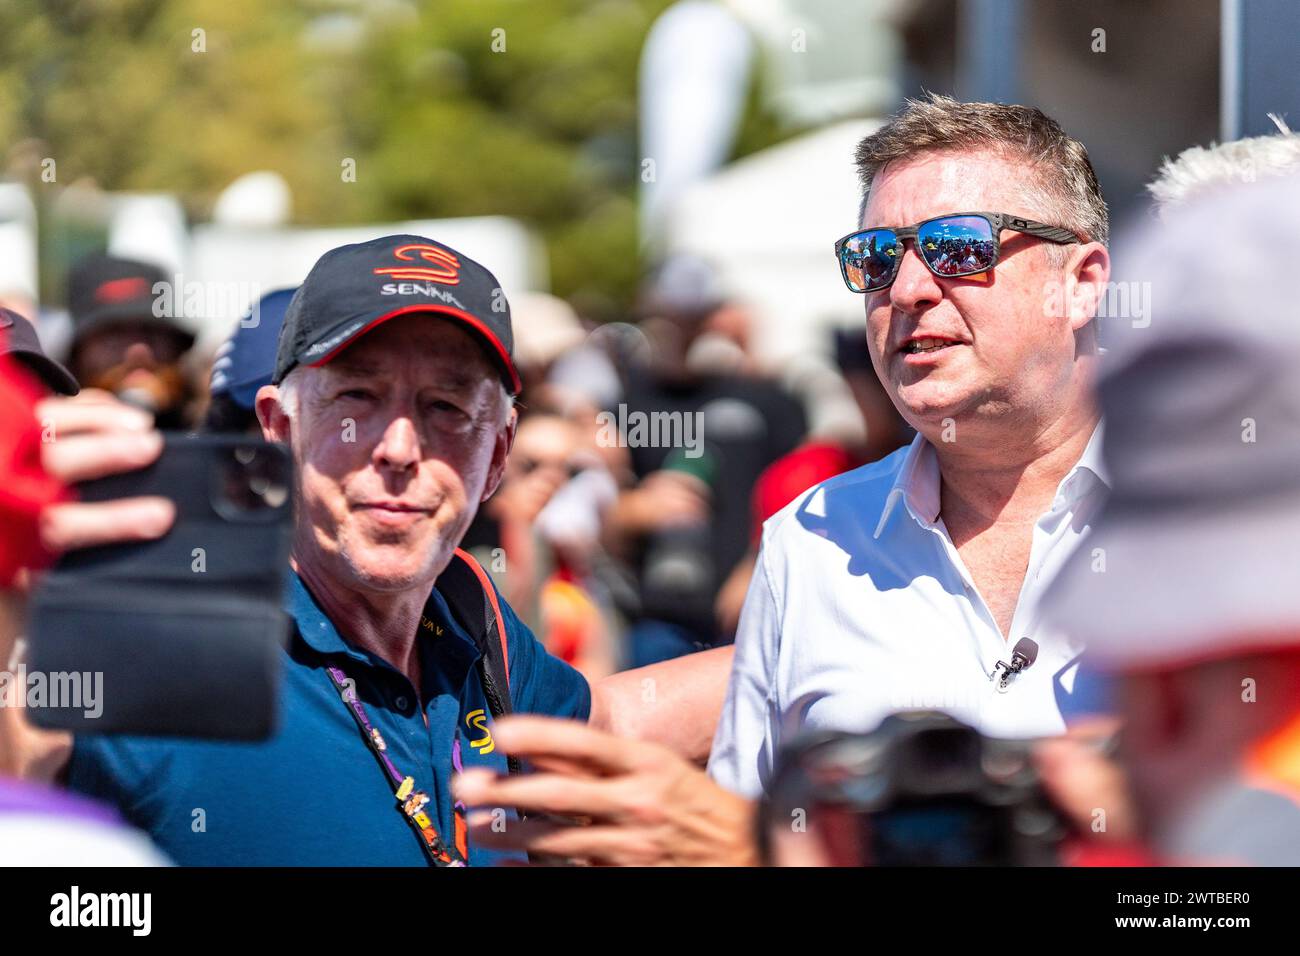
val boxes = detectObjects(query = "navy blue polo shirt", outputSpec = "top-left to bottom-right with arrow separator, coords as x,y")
65,571 -> 591,865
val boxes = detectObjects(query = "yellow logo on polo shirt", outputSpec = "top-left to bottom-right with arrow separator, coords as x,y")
419,615 -> 444,636
465,709 -> 494,755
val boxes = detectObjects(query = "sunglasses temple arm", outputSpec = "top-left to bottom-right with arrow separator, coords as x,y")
1020,222 -> 1081,244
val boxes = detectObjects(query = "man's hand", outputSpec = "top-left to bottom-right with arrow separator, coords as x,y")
36,389 -> 173,552
453,715 -> 759,866
1,390 -> 173,782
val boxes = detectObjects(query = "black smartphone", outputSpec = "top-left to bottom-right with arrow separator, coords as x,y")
25,434 -> 294,740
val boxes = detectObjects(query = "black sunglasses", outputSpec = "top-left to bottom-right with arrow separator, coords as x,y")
834,211 -> 1080,294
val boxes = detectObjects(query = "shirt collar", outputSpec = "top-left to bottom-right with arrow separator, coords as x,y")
874,433 -> 939,539
287,570 -> 478,663
1060,420 -> 1109,501
872,421 -> 1109,540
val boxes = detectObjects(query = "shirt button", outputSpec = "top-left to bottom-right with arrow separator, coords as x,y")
395,695 -> 410,711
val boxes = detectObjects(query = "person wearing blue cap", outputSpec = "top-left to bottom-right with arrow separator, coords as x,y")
203,287 -> 297,433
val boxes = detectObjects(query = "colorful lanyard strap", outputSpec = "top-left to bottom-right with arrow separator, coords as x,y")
324,663 -> 468,867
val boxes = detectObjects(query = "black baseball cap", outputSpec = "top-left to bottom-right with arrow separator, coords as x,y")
66,253 -> 196,351
0,308 -> 79,395
273,235 -> 521,394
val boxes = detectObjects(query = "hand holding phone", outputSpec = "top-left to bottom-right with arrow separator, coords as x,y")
1,391 -> 172,781
26,427 -> 294,741
35,388 -> 175,554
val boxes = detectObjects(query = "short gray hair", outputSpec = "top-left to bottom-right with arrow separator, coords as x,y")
1148,116 -> 1300,215
275,367 -> 304,423
854,93 -> 1109,256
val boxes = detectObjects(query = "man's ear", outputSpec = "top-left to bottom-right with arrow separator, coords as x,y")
1065,241 -> 1111,334
481,403 -> 518,503
255,384 -> 291,445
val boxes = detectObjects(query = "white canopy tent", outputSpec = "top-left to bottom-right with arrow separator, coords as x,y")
662,118 -> 884,440
663,118 -> 881,365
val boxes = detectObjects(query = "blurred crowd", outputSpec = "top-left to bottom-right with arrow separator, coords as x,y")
0,245 -> 910,685
3,99 -> 1300,871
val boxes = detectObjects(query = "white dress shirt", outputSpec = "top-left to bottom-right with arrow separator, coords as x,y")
708,426 -> 1109,798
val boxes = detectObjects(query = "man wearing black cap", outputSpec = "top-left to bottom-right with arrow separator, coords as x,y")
65,253 -> 196,428
3,234 -> 730,865
0,233 -> 714,866
0,308 -> 79,396
11,236 -> 559,864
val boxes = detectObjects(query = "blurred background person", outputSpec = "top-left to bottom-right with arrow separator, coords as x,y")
1045,173 -> 1300,866
202,287 -> 295,434
1147,114 -> 1300,215
64,253 -> 197,429
0,307 -> 79,397
604,255 -> 807,666
457,291 -> 626,681
715,327 -> 912,638
479,407 -> 622,682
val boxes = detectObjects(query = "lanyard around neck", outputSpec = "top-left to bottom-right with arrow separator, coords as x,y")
325,662 -> 468,867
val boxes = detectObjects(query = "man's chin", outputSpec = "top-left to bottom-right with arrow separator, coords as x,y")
894,386 -> 978,430
336,540 -> 455,595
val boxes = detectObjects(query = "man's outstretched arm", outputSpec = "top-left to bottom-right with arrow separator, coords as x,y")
588,645 -> 734,763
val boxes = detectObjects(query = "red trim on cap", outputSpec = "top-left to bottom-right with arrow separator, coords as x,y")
95,276 -> 152,304
304,305 -> 521,394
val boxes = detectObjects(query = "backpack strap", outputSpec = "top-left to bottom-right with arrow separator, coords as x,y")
437,548 -> 521,776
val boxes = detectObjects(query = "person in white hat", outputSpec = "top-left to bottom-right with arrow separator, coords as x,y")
1044,173 -> 1300,865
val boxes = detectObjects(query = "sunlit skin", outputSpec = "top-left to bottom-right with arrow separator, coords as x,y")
860,148 -> 1111,639
255,316 -> 516,686
861,148 -> 1109,453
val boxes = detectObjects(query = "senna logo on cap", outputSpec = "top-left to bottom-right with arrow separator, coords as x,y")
372,243 -> 460,286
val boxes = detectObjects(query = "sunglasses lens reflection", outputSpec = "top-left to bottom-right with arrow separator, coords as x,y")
916,216 -> 996,277
840,229 -> 902,292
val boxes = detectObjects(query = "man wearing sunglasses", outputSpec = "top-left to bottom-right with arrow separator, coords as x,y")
707,93 -> 1112,798
451,95 -> 1116,866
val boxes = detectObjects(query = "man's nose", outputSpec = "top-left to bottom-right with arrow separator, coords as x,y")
888,245 -> 943,316
374,415 -> 421,472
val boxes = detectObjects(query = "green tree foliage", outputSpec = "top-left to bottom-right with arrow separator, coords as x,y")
0,0 -> 781,314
